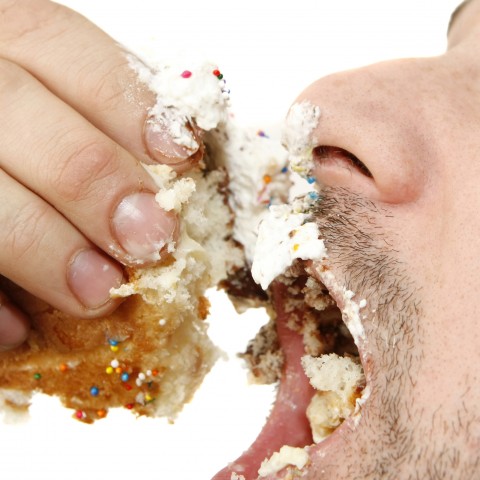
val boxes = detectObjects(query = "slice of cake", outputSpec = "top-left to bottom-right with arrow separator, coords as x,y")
0,59 -> 289,423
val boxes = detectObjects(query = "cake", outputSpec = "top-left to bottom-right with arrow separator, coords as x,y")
0,55 -> 367,480
0,59 -> 289,423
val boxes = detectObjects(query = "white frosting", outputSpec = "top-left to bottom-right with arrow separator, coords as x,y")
251,197 -> 326,290
129,55 -> 290,264
320,271 -> 367,344
283,101 -> 321,178
128,55 -> 229,149
113,58 -> 289,302
207,124 -> 289,263
251,102 -> 323,289
258,445 -> 309,477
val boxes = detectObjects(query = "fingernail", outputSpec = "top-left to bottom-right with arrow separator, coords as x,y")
112,192 -> 178,262
67,249 -> 124,309
144,116 -> 199,165
0,301 -> 29,351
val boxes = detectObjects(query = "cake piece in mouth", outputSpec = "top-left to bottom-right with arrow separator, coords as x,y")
213,204 -> 367,480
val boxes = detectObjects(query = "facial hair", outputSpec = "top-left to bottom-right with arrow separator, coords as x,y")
303,187 -> 478,480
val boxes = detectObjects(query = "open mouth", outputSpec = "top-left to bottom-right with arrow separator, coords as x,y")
211,101 -> 375,479
213,255 -> 370,480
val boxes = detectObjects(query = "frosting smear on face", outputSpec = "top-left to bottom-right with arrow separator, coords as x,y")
214,101 -> 368,479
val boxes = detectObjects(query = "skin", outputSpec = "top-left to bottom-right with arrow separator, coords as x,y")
0,0 -> 200,349
1,1 -> 479,478
284,0 -> 480,478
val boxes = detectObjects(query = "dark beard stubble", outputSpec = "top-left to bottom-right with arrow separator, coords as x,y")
307,188 -> 478,479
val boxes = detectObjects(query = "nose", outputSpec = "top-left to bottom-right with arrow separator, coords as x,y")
294,58 -> 440,204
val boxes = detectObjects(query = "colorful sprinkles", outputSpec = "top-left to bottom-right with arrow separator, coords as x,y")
75,410 -> 86,420
69,337 -> 164,422
108,339 -> 121,352
179,67 -> 230,97
213,68 -> 230,98
212,69 -> 223,80
256,163 -> 290,207
145,394 -> 154,403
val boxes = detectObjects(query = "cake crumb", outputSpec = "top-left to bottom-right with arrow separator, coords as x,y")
302,353 -> 365,443
240,319 -> 284,384
231,474 -> 246,480
258,445 -> 309,477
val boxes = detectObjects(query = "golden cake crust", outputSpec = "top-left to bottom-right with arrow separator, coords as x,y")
0,276 -> 216,423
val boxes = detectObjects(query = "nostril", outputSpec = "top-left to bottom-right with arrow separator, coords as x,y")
313,146 -> 373,179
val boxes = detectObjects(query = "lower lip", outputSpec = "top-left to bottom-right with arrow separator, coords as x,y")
264,406 -> 369,480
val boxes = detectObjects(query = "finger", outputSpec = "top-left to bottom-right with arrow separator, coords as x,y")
0,0 -> 202,170
0,59 -> 178,266
0,168 -> 124,318
0,291 -> 29,351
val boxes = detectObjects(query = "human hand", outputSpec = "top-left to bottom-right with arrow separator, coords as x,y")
0,0 -> 202,350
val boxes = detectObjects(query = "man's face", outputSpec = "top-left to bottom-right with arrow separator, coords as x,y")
292,0 -> 480,477
213,2 -> 480,479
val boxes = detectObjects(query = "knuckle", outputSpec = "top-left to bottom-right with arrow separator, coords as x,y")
50,139 -> 121,204
76,59 -> 130,114
0,57 -> 28,95
2,201 -> 50,263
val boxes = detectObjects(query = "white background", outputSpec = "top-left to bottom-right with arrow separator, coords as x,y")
0,1 -> 461,479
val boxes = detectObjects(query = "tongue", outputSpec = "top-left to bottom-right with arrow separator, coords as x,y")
212,282 -> 314,480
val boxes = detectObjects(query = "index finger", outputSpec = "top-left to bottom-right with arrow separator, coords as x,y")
0,0 -> 201,169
